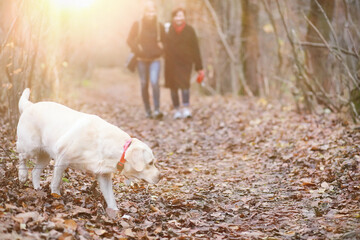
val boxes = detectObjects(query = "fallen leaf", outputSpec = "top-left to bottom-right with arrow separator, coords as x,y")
154,225 -> 162,234
64,219 -> 77,231
95,228 -> 106,236
51,193 -> 62,198
5,204 -> 17,210
120,220 -> 130,228
71,206 -> 91,216
62,177 -> 70,183
301,178 -> 316,187
58,232 -> 73,240
14,212 -> 40,223
150,204 -> 160,212
321,182 -> 329,189
124,228 -> 135,237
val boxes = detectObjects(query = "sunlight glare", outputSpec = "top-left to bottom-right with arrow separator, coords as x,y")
51,0 -> 95,10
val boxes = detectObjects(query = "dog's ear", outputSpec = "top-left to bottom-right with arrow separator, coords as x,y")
125,146 -> 146,172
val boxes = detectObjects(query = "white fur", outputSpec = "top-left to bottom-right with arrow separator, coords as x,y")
16,88 -> 160,210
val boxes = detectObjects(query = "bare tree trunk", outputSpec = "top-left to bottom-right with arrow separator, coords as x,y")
305,0 -> 335,91
241,1 -> 260,95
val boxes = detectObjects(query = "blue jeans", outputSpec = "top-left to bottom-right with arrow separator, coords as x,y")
138,60 -> 161,113
170,88 -> 190,109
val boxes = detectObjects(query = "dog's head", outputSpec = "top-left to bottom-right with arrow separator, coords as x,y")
122,138 -> 161,184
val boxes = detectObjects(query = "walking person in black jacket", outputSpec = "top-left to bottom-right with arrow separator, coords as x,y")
127,1 -> 165,119
165,7 -> 204,119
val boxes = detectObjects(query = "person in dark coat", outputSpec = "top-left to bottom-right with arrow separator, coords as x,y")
165,7 -> 204,119
127,1 -> 165,119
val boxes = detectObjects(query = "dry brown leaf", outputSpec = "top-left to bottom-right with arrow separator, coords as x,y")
58,232 -> 73,240
150,204 -> 160,212
64,219 -> 77,231
51,193 -> 62,198
154,225 -> 162,234
301,178 -> 316,187
71,206 -> 91,216
124,228 -> 136,237
13,212 -> 40,223
120,220 -> 130,228
5,204 -> 17,210
94,228 -> 106,236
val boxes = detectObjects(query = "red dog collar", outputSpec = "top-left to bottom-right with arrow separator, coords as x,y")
117,139 -> 132,172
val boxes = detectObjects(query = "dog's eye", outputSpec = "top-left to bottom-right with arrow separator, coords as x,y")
149,160 -> 154,165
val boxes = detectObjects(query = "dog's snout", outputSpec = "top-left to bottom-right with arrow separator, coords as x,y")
151,173 -> 163,184
157,173 -> 166,182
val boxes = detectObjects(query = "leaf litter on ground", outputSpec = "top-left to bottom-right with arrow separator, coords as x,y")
0,75 -> 359,239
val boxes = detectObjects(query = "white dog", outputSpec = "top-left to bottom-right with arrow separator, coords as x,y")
16,89 -> 161,210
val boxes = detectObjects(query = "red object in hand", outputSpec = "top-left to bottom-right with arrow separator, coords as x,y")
197,70 -> 205,84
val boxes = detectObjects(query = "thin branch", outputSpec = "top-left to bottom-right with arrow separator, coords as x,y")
314,0 -> 339,47
202,0 -> 236,63
303,12 -> 359,89
202,0 -> 253,97
343,0 -> 360,40
296,41 -> 358,59
303,12 -> 332,53
346,28 -> 360,59
276,0 -> 340,112
275,0 -> 313,110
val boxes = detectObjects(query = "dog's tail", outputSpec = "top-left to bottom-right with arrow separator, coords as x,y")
18,88 -> 32,114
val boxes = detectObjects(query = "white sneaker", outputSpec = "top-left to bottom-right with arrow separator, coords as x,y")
153,110 -> 163,120
182,107 -> 192,118
173,110 -> 182,119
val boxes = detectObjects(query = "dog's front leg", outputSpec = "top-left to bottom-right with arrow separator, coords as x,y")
51,162 -> 68,195
97,173 -> 118,210
32,152 -> 50,189
18,153 -> 28,183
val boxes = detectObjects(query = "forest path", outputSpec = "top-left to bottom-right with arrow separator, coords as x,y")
74,68 -> 360,239
0,68 -> 359,239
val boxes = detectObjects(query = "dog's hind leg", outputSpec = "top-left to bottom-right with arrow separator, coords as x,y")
97,173 -> 118,210
18,153 -> 28,183
50,159 -> 68,195
32,151 -> 50,190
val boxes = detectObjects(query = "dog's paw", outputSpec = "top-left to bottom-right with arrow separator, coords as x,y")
106,208 -> 119,220
51,186 -> 61,196
18,169 -> 28,183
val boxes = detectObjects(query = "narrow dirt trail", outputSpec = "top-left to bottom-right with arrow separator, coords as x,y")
73,68 -> 360,239
0,68 -> 359,239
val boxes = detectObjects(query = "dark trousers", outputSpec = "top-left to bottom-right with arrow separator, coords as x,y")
170,88 -> 190,109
